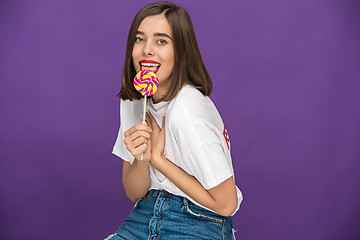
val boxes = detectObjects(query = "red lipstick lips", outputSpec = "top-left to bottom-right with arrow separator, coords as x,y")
139,60 -> 161,73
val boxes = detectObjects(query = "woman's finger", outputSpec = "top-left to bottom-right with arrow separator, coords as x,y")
131,143 -> 148,157
126,136 -> 148,150
123,129 -> 151,145
124,124 -> 151,138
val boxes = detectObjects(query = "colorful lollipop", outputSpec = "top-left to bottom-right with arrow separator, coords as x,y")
133,70 -> 159,97
133,70 -> 159,160
133,70 -> 159,122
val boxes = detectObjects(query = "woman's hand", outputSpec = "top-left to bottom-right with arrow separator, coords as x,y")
146,113 -> 166,170
123,121 -> 152,161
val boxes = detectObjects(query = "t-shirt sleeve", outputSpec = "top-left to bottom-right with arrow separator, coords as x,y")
183,142 -> 233,189
168,105 -> 234,190
112,99 -> 142,164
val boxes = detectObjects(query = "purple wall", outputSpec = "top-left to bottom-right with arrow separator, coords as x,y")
1,0 -> 359,239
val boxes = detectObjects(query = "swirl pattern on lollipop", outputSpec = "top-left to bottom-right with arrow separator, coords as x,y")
133,70 -> 159,97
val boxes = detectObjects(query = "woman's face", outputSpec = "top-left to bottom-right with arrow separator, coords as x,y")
132,14 -> 175,96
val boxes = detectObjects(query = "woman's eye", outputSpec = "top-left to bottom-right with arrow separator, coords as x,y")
135,37 -> 143,42
157,39 -> 167,45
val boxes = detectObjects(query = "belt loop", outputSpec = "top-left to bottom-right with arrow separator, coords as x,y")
182,197 -> 188,206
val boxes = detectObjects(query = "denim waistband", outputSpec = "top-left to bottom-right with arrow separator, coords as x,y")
147,189 -> 232,222
147,189 -> 185,202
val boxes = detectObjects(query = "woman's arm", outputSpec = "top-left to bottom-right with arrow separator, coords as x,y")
122,160 -> 150,202
122,123 -> 152,202
148,115 -> 238,216
156,157 -> 237,216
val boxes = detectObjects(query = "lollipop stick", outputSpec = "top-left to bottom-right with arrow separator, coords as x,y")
142,95 -> 147,123
140,95 -> 147,161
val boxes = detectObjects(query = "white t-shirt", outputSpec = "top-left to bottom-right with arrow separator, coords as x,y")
112,85 -> 243,215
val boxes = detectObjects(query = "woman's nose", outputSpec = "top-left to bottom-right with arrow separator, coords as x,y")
143,42 -> 154,56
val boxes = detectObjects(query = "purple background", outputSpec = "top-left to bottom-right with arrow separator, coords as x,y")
1,0 -> 359,239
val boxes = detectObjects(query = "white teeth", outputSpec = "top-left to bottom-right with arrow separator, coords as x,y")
141,63 -> 160,67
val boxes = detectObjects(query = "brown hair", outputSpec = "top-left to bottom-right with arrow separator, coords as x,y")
118,2 -> 212,101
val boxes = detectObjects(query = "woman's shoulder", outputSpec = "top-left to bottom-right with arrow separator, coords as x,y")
166,85 -> 227,148
176,84 -> 204,98
120,98 -> 144,126
167,85 -> 221,126
172,85 -> 211,108
120,98 -> 143,108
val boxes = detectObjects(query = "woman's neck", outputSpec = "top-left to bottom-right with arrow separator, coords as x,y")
152,91 -> 163,104
152,81 -> 171,103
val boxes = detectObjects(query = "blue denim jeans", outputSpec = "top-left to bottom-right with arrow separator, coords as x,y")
105,189 -> 234,240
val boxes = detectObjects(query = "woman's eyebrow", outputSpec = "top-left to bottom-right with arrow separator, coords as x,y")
154,33 -> 172,39
136,31 -> 172,40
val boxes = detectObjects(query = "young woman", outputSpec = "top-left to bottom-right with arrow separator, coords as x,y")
107,2 -> 243,239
